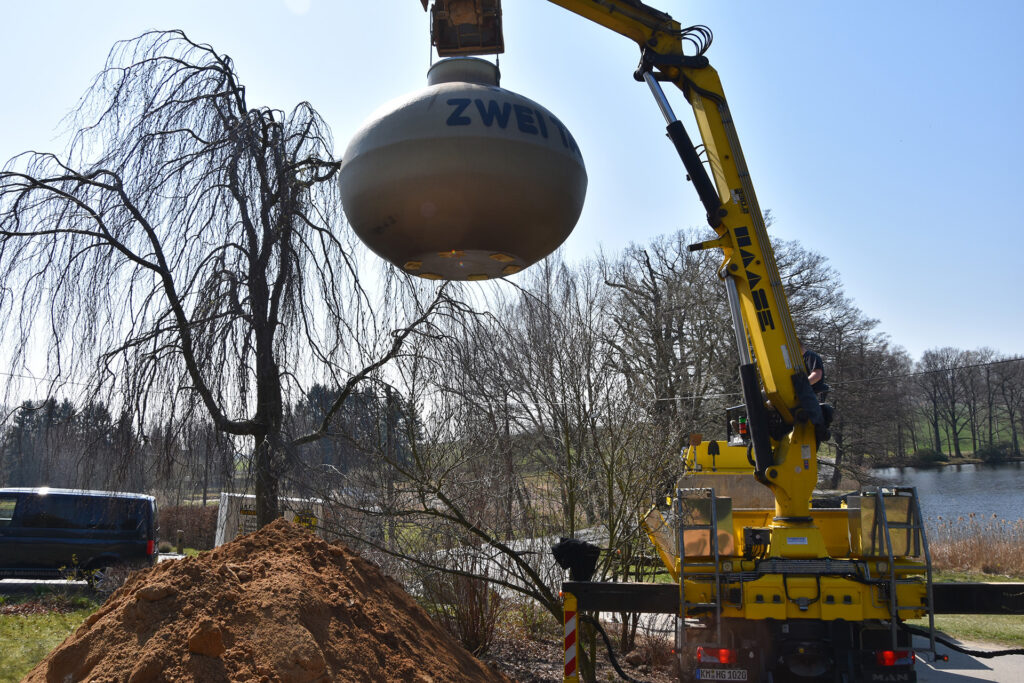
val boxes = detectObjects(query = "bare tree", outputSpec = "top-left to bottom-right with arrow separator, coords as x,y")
0,30 -> 445,525
917,348 -> 972,457
303,255 -> 682,663
994,357 -> 1024,456
603,230 -> 736,452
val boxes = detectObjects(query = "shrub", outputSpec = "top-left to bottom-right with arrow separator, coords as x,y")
507,598 -> 559,642
158,504 -> 219,550
975,443 -> 1012,463
633,630 -> 675,669
909,449 -> 948,467
90,564 -> 135,597
419,560 -> 503,656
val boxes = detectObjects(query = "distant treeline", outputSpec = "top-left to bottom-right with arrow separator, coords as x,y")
0,384 -> 413,506
1,228 -> 1021,506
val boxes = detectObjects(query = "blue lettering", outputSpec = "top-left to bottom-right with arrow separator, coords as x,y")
514,105 -> 538,135
535,109 -> 549,138
564,129 -> 581,157
551,117 -> 581,157
552,118 -> 568,147
446,98 -> 472,126
474,99 -> 512,128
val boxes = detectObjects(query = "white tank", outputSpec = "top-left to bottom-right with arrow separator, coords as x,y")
338,58 -> 587,281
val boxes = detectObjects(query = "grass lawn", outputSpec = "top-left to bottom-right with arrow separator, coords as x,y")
0,597 -> 98,682
909,570 -> 1024,649
908,614 -> 1024,649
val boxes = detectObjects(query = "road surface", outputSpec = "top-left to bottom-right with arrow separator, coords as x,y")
916,635 -> 1024,682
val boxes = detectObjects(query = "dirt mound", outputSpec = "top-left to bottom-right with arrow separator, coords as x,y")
26,518 -> 510,682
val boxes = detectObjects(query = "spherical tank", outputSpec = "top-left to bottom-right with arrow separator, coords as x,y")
338,58 -> 588,281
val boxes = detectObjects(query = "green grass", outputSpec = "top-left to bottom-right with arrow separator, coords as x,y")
908,614 -> 1024,649
933,569 -> 1021,583
0,599 -> 99,682
908,571 -> 1024,649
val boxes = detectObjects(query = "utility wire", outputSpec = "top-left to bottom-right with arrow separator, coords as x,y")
1,356 -> 1021,408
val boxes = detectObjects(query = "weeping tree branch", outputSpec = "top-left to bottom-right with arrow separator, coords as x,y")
0,29 -> 444,525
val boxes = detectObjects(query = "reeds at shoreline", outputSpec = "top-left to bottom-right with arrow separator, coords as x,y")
927,514 -> 1024,577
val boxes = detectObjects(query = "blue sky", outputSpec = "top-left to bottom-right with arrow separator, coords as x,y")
2,1 -> 1022,361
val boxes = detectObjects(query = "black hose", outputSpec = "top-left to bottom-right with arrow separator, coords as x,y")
902,624 -> 1024,659
580,614 -> 652,683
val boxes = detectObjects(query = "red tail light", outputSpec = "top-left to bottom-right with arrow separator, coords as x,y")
697,647 -> 737,665
147,540 -> 155,555
876,650 -> 915,667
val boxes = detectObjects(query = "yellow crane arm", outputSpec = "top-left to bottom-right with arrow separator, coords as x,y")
544,0 -> 683,54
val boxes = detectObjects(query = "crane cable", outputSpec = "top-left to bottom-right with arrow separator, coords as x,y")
580,613 -> 652,683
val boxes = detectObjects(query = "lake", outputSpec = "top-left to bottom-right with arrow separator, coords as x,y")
873,462 -> 1024,524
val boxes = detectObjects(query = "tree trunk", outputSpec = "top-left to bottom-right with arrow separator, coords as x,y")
830,427 -> 845,489
254,434 -> 281,527
1007,406 -> 1020,456
968,411 -> 978,455
986,367 -> 995,446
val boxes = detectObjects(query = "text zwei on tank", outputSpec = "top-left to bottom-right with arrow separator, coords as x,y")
444,97 -> 582,157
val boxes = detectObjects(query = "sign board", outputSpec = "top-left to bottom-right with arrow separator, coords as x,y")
214,493 -> 326,546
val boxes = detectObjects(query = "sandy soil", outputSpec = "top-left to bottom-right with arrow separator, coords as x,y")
24,518 -> 510,682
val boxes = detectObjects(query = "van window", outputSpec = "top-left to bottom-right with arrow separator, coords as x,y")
0,495 -> 16,527
18,495 -> 147,535
20,495 -> 81,529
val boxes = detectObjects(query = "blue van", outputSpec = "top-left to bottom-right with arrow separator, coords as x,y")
0,487 -> 158,583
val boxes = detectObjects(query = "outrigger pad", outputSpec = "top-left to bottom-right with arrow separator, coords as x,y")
552,537 -> 601,582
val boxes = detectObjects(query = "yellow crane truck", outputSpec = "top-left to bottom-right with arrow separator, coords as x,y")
389,2 -> 1024,682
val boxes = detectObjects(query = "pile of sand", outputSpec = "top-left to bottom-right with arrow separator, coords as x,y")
26,519 -> 510,682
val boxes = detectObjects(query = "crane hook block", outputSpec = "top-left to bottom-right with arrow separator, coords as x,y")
426,0 -> 504,56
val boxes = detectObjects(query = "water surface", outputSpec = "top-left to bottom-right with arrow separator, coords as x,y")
873,462 -> 1024,523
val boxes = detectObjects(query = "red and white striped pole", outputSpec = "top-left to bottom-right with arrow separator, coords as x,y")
563,592 -> 579,682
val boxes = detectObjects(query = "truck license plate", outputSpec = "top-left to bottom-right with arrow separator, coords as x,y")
696,669 -> 747,681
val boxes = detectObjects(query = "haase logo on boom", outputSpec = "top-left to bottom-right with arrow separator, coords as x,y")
733,226 -> 774,332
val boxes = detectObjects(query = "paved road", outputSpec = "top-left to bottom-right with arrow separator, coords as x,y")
916,636 -> 1024,682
